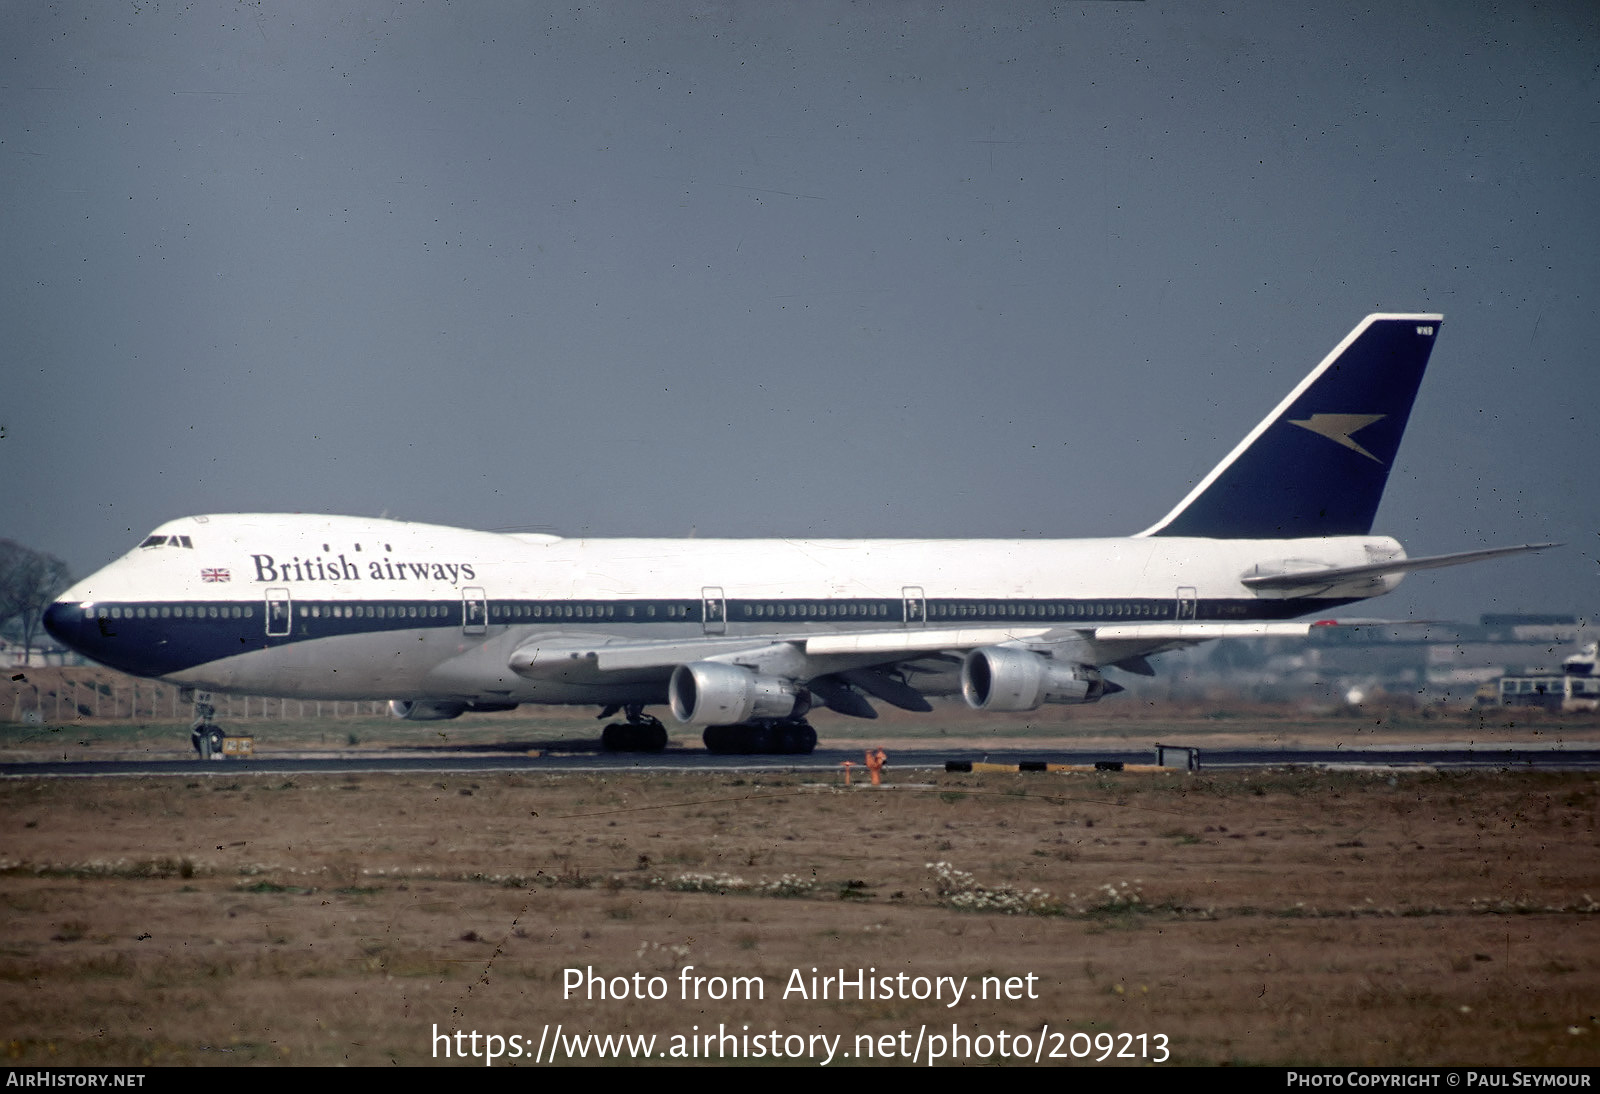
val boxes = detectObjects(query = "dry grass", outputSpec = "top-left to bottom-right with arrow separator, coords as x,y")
2,766 -> 1598,1066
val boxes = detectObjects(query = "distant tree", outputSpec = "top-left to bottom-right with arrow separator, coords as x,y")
0,540 -> 71,661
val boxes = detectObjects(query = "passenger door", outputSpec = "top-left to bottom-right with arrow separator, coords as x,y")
702,586 -> 727,635
265,588 -> 292,637
462,587 -> 488,635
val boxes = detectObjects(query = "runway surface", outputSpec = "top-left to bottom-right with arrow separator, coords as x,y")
5,742 -> 1599,777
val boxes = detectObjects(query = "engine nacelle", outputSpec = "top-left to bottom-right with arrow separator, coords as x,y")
669,662 -> 805,725
390,699 -> 467,721
961,647 -> 1106,711
388,699 -> 521,720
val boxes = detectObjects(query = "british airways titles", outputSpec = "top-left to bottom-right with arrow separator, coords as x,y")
250,553 -> 478,585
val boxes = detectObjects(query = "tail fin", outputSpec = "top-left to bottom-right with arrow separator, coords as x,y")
1138,314 -> 1443,539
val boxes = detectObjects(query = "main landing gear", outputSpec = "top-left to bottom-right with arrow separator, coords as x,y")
595,707 -> 819,754
702,720 -> 817,755
598,704 -> 669,752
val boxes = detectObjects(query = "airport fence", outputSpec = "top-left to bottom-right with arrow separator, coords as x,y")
5,669 -> 389,724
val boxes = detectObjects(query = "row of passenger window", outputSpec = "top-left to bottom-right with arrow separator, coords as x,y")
928,601 -> 1168,620
740,602 -> 892,619
96,603 -> 445,622
300,603 -> 448,620
478,600 -> 1169,622
97,598 -> 1180,625
489,602 -> 689,621
99,604 -> 253,620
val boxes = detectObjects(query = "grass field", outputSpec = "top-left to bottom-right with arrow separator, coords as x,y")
6,661 -> 1598,760
3,758 -> 1598,1066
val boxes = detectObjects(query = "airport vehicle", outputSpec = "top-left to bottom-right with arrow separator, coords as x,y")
43,314 -> 1552,756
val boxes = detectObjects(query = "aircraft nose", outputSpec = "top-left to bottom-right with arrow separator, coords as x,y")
42,600 -> 85,651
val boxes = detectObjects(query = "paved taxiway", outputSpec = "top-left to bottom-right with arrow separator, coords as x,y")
5,743 -> 1599,778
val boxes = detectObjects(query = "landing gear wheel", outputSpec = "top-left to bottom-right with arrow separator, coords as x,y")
777,723 -> 818,755
702,721 -> 816,755
601,722 -> 668,752
598,705 -> 668,752
192,725 -> 224,760
702,725 -> 739,754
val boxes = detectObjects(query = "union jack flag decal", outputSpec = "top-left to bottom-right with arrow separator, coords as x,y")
201,568 -> 231,583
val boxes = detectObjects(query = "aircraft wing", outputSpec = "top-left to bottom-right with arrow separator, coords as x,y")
506,619 -> 1356,718
805,621 -> 1334,679
509,634 -> 784,676
1068,620 -> 1342,667
507,627 -> 1054,681
523,620 -> 1343,670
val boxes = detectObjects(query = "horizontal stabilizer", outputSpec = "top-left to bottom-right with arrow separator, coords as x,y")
1240,543 -> 1558,593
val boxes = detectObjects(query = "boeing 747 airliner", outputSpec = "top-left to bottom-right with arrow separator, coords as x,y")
43,314 -> 1552,755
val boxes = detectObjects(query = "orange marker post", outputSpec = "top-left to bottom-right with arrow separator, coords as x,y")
865,748 -> 887,786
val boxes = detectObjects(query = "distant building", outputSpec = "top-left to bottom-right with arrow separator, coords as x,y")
1491,642 -> 1600,712
1478,614 -> 1585,643
1134,613 -> 1593,705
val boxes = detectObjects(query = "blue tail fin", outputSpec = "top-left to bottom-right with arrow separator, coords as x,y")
1139,314 -> 1442,539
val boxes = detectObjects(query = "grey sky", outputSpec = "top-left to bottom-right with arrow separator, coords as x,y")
3,1 -> 1595,623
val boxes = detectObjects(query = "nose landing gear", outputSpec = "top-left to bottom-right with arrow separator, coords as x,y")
186,690 -> 225,760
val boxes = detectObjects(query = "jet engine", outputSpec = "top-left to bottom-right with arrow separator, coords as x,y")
388,699 -> 519,721
960,647 -> 1106,711
668,662 -> 806,726
390,699 -> 466,721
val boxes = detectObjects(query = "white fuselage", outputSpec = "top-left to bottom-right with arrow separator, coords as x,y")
49,513 -> 1400,705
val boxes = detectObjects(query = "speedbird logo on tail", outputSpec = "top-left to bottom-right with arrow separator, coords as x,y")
1287,413 -> 1387,463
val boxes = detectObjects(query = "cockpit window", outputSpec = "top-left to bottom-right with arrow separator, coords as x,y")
137,534 -> 195,549
139,535 -> 169,548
